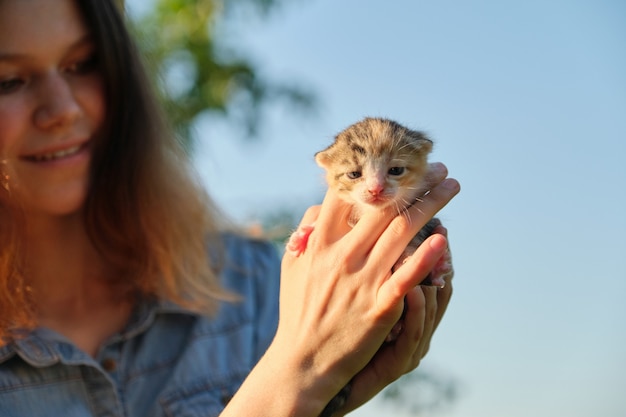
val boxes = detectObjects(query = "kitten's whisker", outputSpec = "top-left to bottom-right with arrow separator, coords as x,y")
393,198 -> 403,213
394,201 -> 411,225
396,198 -> 414,225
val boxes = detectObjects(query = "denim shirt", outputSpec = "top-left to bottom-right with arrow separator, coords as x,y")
0,233 -> 281,417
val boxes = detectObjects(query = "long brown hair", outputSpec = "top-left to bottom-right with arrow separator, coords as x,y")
0,0 -> 234,342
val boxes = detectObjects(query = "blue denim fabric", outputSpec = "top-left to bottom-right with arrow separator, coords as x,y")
0,233 -> 281,417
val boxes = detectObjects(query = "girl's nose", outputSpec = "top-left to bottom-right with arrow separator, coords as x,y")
33,73 -> 81,131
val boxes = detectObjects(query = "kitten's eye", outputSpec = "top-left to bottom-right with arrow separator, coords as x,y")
347,171 -> 362,179
388,167 -> 405,176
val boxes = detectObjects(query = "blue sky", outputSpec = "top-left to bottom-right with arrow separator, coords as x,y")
131,1 -> 626,416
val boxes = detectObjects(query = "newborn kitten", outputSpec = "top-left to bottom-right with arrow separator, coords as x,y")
287,117 -> 442,281
288,118 -> 444,417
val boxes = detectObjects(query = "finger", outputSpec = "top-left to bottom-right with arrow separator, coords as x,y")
434,273 -> 453,330
428,225 -> 454,288
384,285 -> 435,373
337,285 -> 437,414
402,286 -> 427,358
422,162 -> 449,190
297,204 -> 322,227
370,176 -> 460,273
377,234 -> 448,311
416,285 -> 438,361
310,188 -> 354,245
431,225 -> 454,330
385,287 -> 427,375
338,288 -> 432,414
345,163 -> 452,259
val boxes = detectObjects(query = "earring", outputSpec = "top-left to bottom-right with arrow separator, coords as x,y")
0,160 -> 9,192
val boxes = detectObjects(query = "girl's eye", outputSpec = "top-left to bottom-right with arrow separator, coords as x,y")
388,167 -> 405,176
347,171 -> 362,180
0,78 -> 24,94
67,55 -> 98,74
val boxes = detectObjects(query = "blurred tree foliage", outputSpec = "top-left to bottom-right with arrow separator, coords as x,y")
381,368 -> 459,415
127,0 -> 315,149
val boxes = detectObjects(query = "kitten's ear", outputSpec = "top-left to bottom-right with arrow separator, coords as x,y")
407,130 -> 433,153
315,148 -> 333,169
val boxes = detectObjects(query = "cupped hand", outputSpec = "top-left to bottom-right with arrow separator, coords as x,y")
275,163 -> 460,414
341,225 -> 455,414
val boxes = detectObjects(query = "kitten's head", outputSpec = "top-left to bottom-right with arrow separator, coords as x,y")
316,117 -> 433,214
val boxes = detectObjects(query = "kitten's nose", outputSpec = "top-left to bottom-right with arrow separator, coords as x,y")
368,185 -> 384,196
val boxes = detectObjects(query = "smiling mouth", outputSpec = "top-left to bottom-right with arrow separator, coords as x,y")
23,143 -> 86,162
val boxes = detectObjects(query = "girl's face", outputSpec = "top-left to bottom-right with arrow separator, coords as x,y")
0,0 -> 105,218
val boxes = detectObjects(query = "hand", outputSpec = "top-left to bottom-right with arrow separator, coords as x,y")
275,162 -> 460,414
221,163 -> 459,417
341,225 -> 454,414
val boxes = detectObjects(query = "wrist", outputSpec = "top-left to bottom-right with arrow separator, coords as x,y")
221,341 -> 338,417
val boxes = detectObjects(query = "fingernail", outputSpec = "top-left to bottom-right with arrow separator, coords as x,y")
431,277 -> 446,288
429,234 -> 447,251
442,178 -> 460,191
430,162 -> 447,176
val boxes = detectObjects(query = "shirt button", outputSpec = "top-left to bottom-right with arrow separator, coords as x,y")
101,358 -> 117,372
220,390 -> 233,406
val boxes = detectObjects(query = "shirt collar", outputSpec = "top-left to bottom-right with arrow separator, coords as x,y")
0,298 -> 199,367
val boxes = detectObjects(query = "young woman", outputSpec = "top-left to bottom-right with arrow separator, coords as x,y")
0,0 -> 460,416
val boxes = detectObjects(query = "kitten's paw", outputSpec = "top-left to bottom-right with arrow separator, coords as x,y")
285,224 -> 315,256
429,250 -> 453,288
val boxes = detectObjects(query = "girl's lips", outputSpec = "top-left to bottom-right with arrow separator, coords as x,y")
22,141 -> 89,162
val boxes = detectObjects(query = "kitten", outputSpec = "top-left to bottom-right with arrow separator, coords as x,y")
287,117 -> 442,282
292,117 -> 444,417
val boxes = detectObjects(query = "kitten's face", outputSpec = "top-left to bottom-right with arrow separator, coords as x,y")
316,118 -> 432,215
